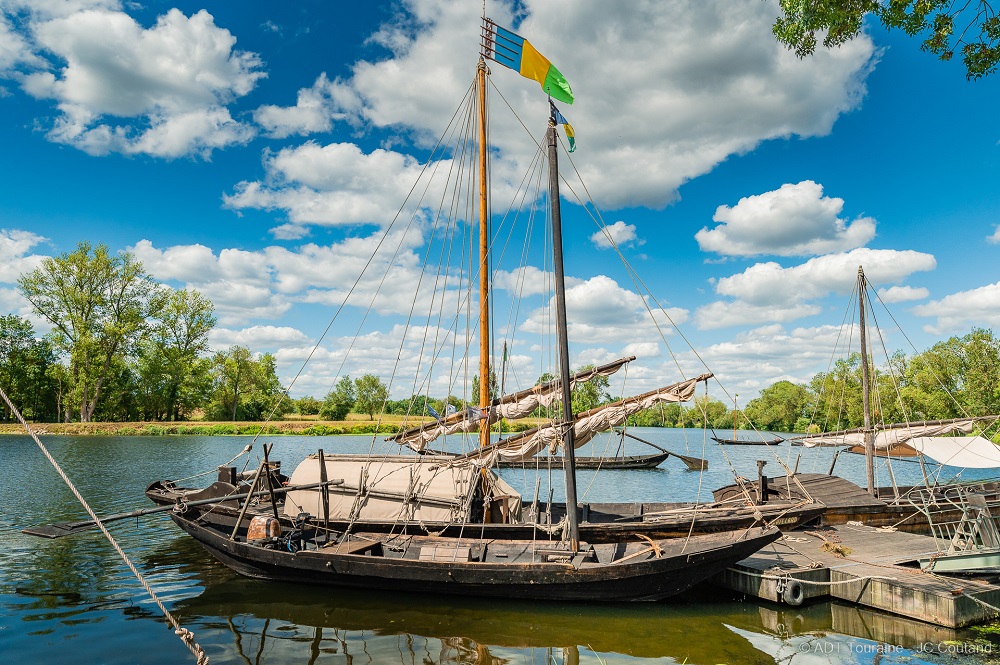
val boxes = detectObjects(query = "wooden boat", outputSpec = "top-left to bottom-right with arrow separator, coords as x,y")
711,435 -> 784,446
503,451 -> 670,469
151,18 -> 783,601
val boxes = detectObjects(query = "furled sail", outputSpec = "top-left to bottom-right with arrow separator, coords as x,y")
392,356 -> 635,451
798,416 -> 997,451
439,373 -> 712,467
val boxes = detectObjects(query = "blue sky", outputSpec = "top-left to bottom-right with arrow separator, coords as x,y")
1,1 -> 998,403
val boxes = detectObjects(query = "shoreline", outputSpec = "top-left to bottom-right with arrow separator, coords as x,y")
0,418 -> 544,437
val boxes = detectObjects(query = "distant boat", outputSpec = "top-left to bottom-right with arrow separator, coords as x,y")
711,435 -> 784,446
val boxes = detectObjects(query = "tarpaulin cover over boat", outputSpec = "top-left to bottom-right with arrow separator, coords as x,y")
908,436 -> 1000,468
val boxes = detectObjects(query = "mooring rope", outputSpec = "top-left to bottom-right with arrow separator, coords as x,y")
0,387 -> 209,664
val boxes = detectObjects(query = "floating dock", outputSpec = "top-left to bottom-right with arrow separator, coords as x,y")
713,523 -> 1000,628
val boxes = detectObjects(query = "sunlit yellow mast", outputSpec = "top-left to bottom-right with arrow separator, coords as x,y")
477,57 -> 491,451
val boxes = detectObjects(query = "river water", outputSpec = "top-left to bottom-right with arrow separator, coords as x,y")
1,429 -> 996,664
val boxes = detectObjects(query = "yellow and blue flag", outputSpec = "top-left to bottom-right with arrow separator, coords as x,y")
550,101 -> 576,152
482,19 -> 574,105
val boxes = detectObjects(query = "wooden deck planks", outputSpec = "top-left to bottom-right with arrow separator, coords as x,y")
712,524 -> 1000,628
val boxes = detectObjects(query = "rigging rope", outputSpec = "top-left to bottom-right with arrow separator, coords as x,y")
0,387 -> 209,665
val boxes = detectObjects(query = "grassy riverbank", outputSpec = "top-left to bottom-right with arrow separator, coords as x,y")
0,414 -> 543,436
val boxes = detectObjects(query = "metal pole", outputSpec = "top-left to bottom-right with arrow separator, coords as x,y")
546,121 -> 580,551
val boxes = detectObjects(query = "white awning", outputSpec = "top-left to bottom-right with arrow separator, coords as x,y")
908,436 -> 1000,469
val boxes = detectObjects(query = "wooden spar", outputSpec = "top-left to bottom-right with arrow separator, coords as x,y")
24,479 -> 345,539
546,118 -> 580,552
858,266 -> 876,495
390,356 -> 636,443
617,429 -> 709,470
438,373 -> 714,466
230,460 -> 265,540
263,443 -> 280,522
318,448 -> 330,533
733,393 -> 738,440
477,57 -> 491,451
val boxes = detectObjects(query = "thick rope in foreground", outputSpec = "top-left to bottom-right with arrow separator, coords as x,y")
0,387 -> 209,665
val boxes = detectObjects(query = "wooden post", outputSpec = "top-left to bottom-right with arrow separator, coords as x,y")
858,266 -> 876,496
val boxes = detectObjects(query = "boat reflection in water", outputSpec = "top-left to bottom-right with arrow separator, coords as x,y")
173,573 -> 968,665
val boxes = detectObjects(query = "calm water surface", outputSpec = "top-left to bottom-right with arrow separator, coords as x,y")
1,430 -> 996,664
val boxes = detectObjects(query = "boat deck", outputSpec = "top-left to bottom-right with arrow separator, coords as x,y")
712,522 -> 1000,627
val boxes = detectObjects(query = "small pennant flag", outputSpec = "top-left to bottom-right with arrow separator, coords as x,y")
550,101 -> 576,152
482,19 -> 574,104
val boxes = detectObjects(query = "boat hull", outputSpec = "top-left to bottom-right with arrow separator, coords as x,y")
497,452 -> 670,469
169,509 -> 780,601
147,481 -> 821,540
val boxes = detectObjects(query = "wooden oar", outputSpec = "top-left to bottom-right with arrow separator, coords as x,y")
22,479 -> 344,539
615,430 -> 708,470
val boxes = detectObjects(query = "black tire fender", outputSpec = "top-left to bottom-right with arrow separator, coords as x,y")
782,579 -> 804,606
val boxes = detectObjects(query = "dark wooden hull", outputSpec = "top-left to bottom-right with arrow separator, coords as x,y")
711,436 -> 784,446
147,481 -> 822,540
498,452 -> 670,469
169,507 -> 780,602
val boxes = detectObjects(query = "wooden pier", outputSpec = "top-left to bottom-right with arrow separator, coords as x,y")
712,522 -> 1000,627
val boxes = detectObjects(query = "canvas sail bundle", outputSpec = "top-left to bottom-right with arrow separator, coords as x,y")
392,357 -> 635,451
799,416 -> 995,451
440,373 -> 712,467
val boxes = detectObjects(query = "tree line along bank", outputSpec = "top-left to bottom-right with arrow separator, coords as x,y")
3,242 -> 998,433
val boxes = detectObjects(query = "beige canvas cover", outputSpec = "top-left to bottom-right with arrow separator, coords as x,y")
283,454 -> 521,524
908,436 -> 1000,468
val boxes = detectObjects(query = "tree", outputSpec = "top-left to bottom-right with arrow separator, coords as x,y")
354,374 -> 388,420
295,395 -> 322,415
137,288 -> 216,421
773,0 -> 1000,80
956,328 -> 1000,416
571,364 -> 612,413
0,315 -> 59,422
681,396 -> 728,428
320,376 -> 356,420
18,242 -> 158,422
470,369 -> 499,405
743,381 -> 811,432
206,346 -> 288,421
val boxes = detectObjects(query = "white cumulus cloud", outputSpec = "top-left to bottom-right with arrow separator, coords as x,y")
307,0 -> 876,214
591,221 -> 643,250
696,181 -> 876,257
521,275 -> 688,345
18,8 -> 264,158
695,248 -> 936,329
913,282 -> 1000,335
253,72 -> 360,138
877,285 -> 929,304
0,228 -> 49,283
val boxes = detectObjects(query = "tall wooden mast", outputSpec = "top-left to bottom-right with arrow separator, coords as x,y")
477,58 -> 491,450
858,266 -> 876,496
546,118 -> 581,552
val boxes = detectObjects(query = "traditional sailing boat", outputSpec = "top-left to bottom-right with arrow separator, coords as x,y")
714,266 -> 1000,532
151,17 -> 781,601
710,398 -> 784,446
